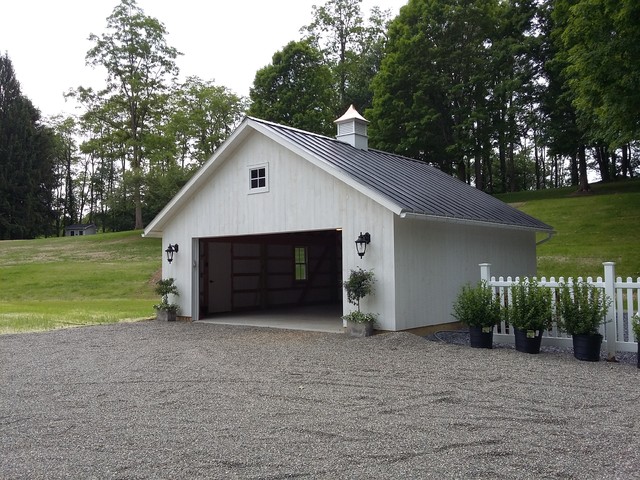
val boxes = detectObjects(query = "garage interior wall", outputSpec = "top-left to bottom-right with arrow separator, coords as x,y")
199,231 -> 342,316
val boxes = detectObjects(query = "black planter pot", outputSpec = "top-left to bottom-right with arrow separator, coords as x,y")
572,333 -> 602,362
513,327 -> 543,354
469,326 -> 493,349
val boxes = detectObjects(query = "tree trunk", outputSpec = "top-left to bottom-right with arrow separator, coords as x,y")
570,152 -> 578,186
578,145 -> 590,192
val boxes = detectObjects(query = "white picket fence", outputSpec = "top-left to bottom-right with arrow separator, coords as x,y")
480,262 -> 639,358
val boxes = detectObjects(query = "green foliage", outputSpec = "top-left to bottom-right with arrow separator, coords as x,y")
164,76 -> 247,167
367,0 -> 537,187
342,268 -> 375,310
0,231 -> 161,333
342,310 -> 378,324
0,53 -> 57,239
153,277 -> 179,313
562,0 -> 640,147
557,281 -> 609,336
73,0 -> 181,229
452,281 -> 501,328
504,278 -> 553,332
301,0 -> 390,112
249,40 -> 336,136
632,314 -> 640,343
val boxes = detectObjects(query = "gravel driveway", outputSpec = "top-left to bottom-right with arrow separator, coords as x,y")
1,321 -> 639,479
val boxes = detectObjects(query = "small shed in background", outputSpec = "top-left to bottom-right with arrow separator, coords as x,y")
65,224 -> 97,237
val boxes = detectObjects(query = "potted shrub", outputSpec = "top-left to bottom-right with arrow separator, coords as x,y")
452,281 -> 501,349
557,281 -> 610,362
154,278 -> 179,321
503,278 -> 553,354
342,268 -> 377,337
632,314 -> 640,369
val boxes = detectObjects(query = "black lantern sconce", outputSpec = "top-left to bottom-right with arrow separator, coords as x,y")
165,243 -> 179,264
355,232 -> 371,258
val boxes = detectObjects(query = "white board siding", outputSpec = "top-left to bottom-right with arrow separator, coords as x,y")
392,216 -> 537,330
161,132 -> 398,329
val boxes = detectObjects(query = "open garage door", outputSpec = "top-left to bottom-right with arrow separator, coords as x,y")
199,230 -> 342,317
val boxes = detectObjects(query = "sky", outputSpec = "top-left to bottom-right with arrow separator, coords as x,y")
1,0 -> 408,119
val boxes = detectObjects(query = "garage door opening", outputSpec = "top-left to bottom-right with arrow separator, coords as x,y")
198,230 -> 343,323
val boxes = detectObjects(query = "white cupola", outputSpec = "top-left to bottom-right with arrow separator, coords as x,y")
334,105 -> 369,150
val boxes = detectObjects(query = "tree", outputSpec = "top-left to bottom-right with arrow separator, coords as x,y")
47,115 -> 81,234
72,0 -> 181,230
302,0 -> 391,112
0,53 -> 56,239
368,0 -> 500,178
248,40 -> 336,136
165,77 -> 246,167
562,0 -> 640,148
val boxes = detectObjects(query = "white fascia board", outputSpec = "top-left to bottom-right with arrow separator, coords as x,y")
143,119 -> 253,237
248,120 -> 404,216
399,210 -> 556,235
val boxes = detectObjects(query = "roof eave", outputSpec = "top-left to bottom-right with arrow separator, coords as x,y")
143,117 -> 253,237
398,210 -> 555,234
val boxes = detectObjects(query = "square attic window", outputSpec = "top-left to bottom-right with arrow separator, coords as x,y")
249,164 -> 268,193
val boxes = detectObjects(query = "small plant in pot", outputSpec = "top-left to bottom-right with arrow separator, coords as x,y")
632,314 -> 640,369
558,281 -> 610,362
154,278 -> 179,321
503,278 -> 553,354
342,268 -> 377,337
452,281 -> 500,349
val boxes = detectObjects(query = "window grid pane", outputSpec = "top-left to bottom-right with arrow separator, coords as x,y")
294,247 -> 307,281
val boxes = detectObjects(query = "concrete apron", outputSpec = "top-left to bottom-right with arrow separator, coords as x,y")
198,304 -> 344,334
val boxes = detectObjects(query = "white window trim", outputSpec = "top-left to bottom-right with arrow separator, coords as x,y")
248,163 -> 269,194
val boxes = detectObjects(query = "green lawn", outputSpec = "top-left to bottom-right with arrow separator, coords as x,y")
497,179 -> 640,279
0,231 -> 161,334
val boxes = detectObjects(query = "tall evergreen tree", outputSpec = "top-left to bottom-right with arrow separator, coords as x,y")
0,53 -> 56,239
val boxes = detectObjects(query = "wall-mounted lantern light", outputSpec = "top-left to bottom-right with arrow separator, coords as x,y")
355,232 -> 371,258
165,243 -> 179,264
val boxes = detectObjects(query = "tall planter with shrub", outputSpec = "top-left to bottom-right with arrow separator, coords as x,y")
452,281 -> 501,349
342,268 -> 377,337
504,279 -> 553,354
154,278 -> 179,321
558,281 -> 610,362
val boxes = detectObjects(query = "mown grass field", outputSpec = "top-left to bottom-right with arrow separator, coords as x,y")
496,178 -> 640,279
1,179 -> 638,334
0,231 -> 161,334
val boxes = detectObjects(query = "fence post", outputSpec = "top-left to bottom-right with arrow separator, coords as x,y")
603,262 -> 616,360
480,263 -> 491,283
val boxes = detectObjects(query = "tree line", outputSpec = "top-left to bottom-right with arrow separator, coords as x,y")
1,0 -> 638,239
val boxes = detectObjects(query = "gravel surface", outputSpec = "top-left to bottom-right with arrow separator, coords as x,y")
1,321 -> 639,479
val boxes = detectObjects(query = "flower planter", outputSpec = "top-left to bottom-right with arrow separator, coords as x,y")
156,309 -> 176,322
469,326 -> 493,349
572,333 -> 602,362
513,327 -> 543,354
347,320 -> 374,337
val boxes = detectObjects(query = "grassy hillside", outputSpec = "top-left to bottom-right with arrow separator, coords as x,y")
0,231 -> 161,334
496,179 -> 640,279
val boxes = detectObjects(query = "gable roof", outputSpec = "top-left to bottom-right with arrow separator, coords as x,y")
65,223 -> 96,230
144,116 -> 553,237
250,117 -> 553,232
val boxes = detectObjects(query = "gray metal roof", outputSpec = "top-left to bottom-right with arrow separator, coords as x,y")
251,117 -> 553,232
